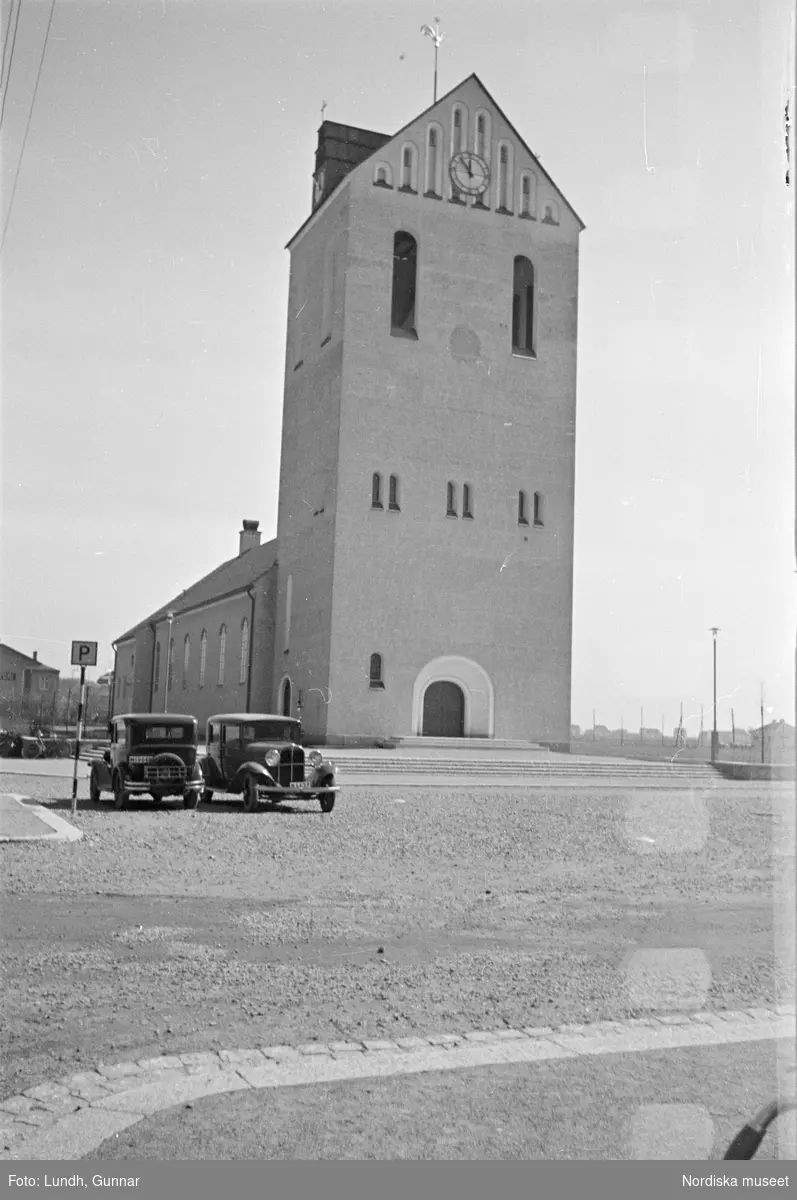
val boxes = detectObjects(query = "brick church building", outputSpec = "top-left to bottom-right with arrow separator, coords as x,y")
112,74 -> 583,746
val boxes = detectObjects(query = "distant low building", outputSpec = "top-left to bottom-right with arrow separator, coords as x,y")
750,720 -> 795,762
0,643 -> 60,725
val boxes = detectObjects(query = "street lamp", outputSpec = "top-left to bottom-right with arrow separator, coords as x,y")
710,627 -> 720,762
164,611 -> 174,714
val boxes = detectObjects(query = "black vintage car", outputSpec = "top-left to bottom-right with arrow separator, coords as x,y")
89,714 -> 204,810
201,713 -> 339,812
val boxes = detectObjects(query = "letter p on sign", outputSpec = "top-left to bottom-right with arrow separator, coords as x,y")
71,641 -> 98,667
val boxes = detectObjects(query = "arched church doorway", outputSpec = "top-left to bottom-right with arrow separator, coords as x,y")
422,680 -> 465,737
412,655 -> 494,738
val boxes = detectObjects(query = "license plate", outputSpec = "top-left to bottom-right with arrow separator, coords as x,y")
294,781 -> 313,791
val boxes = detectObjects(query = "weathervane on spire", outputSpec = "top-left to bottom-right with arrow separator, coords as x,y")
420,17 -> 443,103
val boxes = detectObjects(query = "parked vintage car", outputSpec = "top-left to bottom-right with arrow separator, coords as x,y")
201,713 -> 339,812
89,713 -> 204,809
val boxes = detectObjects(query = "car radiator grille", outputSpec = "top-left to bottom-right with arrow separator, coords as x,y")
145,764 -> 186,783
277,747 -> 305,788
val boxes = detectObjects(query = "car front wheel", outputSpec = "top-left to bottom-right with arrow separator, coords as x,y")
319,780 -> 336,814
183,789 -> 200,809
113,773 -> 129,811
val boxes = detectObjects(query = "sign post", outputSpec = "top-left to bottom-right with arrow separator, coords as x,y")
70,642 -> 98,816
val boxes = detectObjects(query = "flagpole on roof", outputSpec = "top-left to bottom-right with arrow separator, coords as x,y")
421,17 -> 443,103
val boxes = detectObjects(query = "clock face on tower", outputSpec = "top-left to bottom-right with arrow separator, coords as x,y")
449,151 -> 490,196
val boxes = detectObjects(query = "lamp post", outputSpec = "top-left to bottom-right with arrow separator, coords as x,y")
710,627 -> 720,763
164,611 -> 174,714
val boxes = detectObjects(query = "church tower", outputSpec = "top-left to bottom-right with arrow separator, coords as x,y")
274,75 -> 583,745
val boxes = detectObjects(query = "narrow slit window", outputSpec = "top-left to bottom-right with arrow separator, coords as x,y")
199,630 -> 207,687
520,173 -> 536,217
391,231 -> 418,337
167,638 -> 174,692
426,127 -> 439,196
463,483 -> 473,519
388,474 -> 400,511
400,146 -> 415,191
182,635 -> 190,689
446,481 -> 457,517
498,144 -> 509,211
218,625 -> 227,685
533,491 -> 544,526
371,472 -> 383,509
518,490 -> 529,525
153,641 -> 161,692
475,114 -> 486,157
369,653 -> 385,689
239,618 -> 249,685
512,255 -> 535,355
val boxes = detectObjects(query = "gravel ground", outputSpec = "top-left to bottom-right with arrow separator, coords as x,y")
1,775 -> 791,1100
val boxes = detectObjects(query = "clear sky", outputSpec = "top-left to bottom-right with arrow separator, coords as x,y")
1,0 -> 793,734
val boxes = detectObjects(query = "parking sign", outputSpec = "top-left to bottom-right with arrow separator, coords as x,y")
71,640 -> 98,667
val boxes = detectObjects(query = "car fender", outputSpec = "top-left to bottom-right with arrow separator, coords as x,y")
92,759 -> 112,789
229,761 -> 276,792
201,756 -> 223,785
311,758 -> 337,783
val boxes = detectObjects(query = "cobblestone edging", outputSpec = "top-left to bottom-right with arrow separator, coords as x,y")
2,1005 -> 794,1161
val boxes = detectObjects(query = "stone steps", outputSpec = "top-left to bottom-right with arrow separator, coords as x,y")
337,756 -> 720,779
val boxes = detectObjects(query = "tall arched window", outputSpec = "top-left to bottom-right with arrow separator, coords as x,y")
497,141 -> 513,212
167,638 -> 174,692
218,625 -> 226,685
399,143 -> 417,192
371,472 -> 383,509
388,474 -> 400,511
450,105 -> 467,201
446,481 -> 457,517
239,618 -> 249,685
519,171 -> 536,218
518,490 -> 529,526
391,231 -> 418,338
153,641 -> 161,693
281,677 -> 292,717
512,256 -> 535,356
425,124 -> 443,197
182,635 -> 190,689
474,111 -> 488,158
369,653 -> 385,689
533,492 -> 545,527
463,483 -> 473,519
199,630 -> 208,687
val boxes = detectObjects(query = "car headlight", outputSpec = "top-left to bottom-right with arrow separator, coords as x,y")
265,749 -> 280,768
308,750 -> 322,768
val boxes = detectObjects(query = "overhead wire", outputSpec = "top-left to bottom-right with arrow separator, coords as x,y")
0,0 -> 23,125
0,0 -> 57,256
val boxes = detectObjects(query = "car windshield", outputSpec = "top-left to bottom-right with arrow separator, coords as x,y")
131,724 -> 194,745
243,721 -> 301,743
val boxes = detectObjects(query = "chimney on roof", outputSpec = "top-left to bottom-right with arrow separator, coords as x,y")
32,651 -> 38,662
311,121 -> 391,211
239,519 -> 261,556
